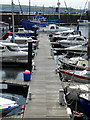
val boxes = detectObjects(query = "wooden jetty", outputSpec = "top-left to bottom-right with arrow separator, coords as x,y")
23,33 -> 69,119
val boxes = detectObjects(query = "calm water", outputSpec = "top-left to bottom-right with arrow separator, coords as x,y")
79,25 -> 90,38
0,25 -> 90,80
0,25 -> 90,116
1,68 -> 25,80
0,67 -> 27,116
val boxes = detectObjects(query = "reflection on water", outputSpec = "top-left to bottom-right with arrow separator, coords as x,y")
0,25 -> 90,80
79,24 -> 90,38
1,68 -> 25,80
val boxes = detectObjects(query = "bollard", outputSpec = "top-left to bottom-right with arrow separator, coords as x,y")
34,25 -> 37,39
59,89 -> 65,106
28,42 -> 32,72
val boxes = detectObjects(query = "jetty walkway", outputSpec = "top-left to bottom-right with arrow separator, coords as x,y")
23,33 -> 69,119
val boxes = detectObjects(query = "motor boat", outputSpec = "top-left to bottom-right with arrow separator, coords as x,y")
0,97 -> 20,116
0,42 -> 28,61
53,42 -> 87,56
77,19 -> 90,26
49,30 -> 81,42
11,27 -> 37,37
59,68 -> 90,83
39,24 -> 72,32
64,42 -> 87,55
0,32 -> 39,51
58,53 -> 89,70
0,32 -> 32,44
58,36 -> 87,48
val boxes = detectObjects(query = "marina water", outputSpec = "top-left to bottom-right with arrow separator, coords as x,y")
1,25 -> 90,80
0,25 -> 90,116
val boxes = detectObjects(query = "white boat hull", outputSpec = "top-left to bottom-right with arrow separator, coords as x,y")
0,97 -> 19,115
60,70 -> 90,83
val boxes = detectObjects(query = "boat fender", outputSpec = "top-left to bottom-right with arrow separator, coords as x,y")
67,107 -> 72,116
74,111 -> 83,117
21,105 -> 25,110
21,109 -> 25,114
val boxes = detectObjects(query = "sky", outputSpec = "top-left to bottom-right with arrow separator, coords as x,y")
0,0 -> 89,9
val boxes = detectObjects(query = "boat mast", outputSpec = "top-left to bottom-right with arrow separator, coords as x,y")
29,0 -> 30,18
87,28 -> 90,60
11,0 -> 15,42
43,5 -> 44,16
57,0 -> 60,20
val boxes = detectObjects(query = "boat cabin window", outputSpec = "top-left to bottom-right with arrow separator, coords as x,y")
50,26 -> 55,29
32,41 -> 36,43
56,26 -> 59,29
6,46 -> 19,51
15,40 -> 27,44
19,29 -> 24,32
0,46 -> 4,50
0,46 -> 5,52
76,38 -> 84,41
67,37 -> 74,40
61,32 -> 69,36
72,31 -> 81,35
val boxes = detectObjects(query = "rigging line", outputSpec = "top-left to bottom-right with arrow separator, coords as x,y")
86,84 -> 90,90
63,0 -> 72,25
64,0 -> 68,11
84,0 -> 88,11
80,0 -> 88,20
66,99 -> 74,106
18,0 -> 24,19
75,100 -> 77,112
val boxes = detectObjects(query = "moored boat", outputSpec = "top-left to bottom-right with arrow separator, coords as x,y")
39,24 -> 72,33
22,15 -> 60,30
77,19 -> 90,26
60,68 -> 90,83
0,42 -> 28,61
49,30 -> 81,42
58,36 -> 87,48
11,27 -> 37,37
79,93 -> 90,118
64,84 -> 90,119
0,97 -> 20,116
58,53 -> 89,70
